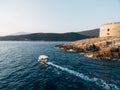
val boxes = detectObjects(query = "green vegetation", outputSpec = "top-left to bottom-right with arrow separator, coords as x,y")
0,32 -> 88,41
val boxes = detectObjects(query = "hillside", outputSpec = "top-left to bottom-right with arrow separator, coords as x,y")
78,28 -> 99,37
0,32 -> 89,41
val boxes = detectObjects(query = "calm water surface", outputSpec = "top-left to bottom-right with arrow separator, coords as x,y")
0,41 -> 120,90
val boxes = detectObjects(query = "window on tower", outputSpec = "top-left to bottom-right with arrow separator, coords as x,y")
107,29 -> 110,31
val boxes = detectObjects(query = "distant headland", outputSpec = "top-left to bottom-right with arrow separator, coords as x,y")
0,32 -> 88,41
56,22 -> 120,60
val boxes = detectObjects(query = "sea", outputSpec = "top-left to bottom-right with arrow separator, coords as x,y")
0,41 -> 120,90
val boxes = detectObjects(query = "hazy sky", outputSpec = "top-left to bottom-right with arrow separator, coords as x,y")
0,0 -> 120,35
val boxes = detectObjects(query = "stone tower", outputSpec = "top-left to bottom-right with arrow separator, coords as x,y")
99,22 -> 120,37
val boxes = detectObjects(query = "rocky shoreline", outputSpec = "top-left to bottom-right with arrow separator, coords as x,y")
56,37 -> 120,60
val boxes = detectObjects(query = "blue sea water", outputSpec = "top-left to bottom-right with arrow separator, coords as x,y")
0,41 -> 120,90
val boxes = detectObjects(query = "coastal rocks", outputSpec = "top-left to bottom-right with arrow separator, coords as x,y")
110,47 -> 120,52
55,44 -> 83,52
56,37 -> 120,60
86,44 -> 99,52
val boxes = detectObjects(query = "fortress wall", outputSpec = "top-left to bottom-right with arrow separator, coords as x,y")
99,22 -> 120,37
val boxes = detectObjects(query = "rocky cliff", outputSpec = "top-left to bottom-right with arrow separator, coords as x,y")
56,37 -> 120,60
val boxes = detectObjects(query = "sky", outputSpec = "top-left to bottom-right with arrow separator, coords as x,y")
0,0 -> 120,35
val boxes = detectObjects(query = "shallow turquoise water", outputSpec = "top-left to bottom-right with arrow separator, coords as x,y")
0,41 -> 120,90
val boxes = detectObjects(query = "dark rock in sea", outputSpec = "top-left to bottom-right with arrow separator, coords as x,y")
86,44 -> 99,52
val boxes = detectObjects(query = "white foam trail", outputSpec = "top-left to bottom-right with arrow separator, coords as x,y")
47,62 -> 119,90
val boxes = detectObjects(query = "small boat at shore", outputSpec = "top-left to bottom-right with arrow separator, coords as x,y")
38,55 -> 48,63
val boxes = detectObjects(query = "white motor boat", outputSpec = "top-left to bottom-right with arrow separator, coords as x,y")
38,55 -> 48,63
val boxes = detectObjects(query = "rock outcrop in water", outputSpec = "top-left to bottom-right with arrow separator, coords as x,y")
56,37 -> 120,60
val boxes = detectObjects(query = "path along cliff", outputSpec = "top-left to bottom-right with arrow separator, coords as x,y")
56,37 -> 120,60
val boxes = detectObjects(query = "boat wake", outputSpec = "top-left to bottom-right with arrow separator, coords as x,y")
47,62 -> 119,90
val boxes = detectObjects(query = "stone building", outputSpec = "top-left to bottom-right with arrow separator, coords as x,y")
99,22 -> 120,37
